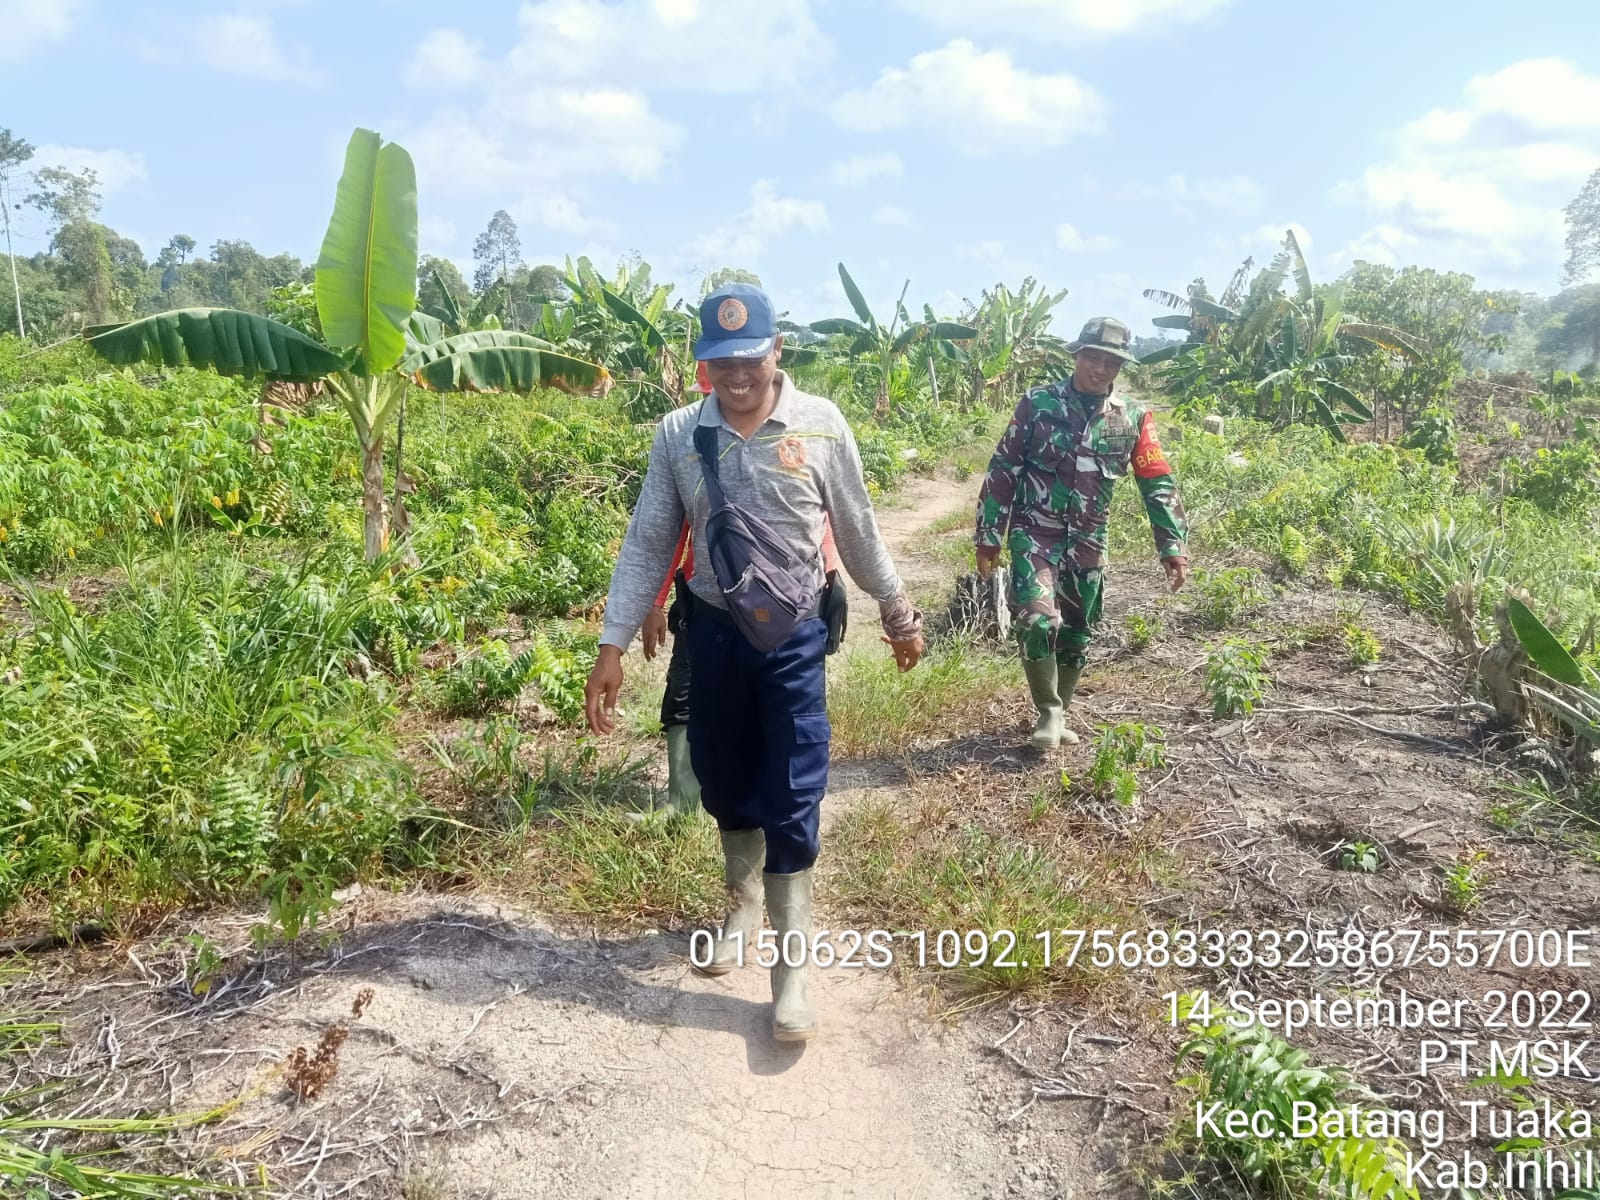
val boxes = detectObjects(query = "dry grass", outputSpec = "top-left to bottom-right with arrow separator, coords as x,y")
825,632 -> 1017,757
489,804 -> 724,929
824,767 -> 1196,1008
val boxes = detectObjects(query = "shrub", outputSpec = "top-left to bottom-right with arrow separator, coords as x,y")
1398,406 -> 1457,465
1192,566 -> 1268,629
1204,638 -> 1270,717
1079,723 -> 1166,807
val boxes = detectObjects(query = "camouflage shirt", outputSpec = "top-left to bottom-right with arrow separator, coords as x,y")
974,376 -> 1189,570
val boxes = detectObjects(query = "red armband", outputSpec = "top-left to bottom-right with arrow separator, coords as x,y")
654,522 -> 692,609
1131,411 -> 1172,479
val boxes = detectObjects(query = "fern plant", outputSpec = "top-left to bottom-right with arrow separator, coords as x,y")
1174,991 -> 1418,1200
439,639 -> 538,716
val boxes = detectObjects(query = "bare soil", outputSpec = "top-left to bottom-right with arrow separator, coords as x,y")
11,463 -> 1600,1199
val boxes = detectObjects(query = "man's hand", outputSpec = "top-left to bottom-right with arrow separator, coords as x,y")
585,645 -> 625,734
882,633 -> 923,672
975,545 -> 1001,578
1163,557 -> 1189,592
641,608 -> 668,660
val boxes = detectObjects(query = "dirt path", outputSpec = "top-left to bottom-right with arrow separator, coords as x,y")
54,464 -> 1054,1200
21,457 -> 1597,1199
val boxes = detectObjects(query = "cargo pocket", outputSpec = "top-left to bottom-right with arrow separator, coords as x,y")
788,711 -> 832,792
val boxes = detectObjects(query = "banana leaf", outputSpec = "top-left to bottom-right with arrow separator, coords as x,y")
1137,344 -> 1184,365
314,129 -> 417,373
601,285 -> 667,349
404,310 -> 445,351
1285,228 -> 1313,303
1142,288 -> 1192,312
427,267 -> 463,330
467,280 -> 507,330
780,346 -> 820,367
404,330 -> 609,394
836,262 -> 878,332
810,318 -> 869,337
890,321 -> 977,354
1311,395 -> 1347,442
84,308 -> 344,381
1507,593 -> 1588,687
1321,380 -> 1373,421
1340,321 -> 1426,358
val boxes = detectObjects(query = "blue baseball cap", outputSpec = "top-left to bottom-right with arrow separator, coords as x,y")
693,283 -> 778,360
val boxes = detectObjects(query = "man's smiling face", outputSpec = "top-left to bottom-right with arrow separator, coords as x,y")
705,336 -> 785,417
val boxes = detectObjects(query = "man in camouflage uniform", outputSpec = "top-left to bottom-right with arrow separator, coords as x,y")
974,317 -> 1189,747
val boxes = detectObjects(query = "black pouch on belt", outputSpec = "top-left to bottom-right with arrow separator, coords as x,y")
823,569 -> 848,655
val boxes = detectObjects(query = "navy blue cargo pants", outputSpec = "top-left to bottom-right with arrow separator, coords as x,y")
686,603 -> 830,875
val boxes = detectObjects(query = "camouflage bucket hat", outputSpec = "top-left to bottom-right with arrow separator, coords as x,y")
1066,316 -> 1138,363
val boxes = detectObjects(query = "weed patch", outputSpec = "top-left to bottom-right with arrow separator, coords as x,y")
826,633 -> 1016,757
827,791 -> 1141,1004
504,804 -> 722,927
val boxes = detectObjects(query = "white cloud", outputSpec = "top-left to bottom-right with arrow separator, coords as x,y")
1172,173 -> 1263,212
685,180 -> 829,265
527,193 -> 614,237
1340,58 -> 1600,283
890,0 -> 1231,41
405,28 -> 486,90
0,0 -> 85,62
402,3 -> 830,240
407,90 -> 682,200
1210,222 -> 1313,262
512,0 -> 831,93
28,145 -> 148,197
1328,224 -> 1419,269
958,240 -> 1007,263
1087,172 -> 1263,216
1057,223 -> 1117,253
1456,59 -> 1600,135
871,204 -> 911,226
829,154 -> 903,189
832,40 -> 1104,157
193,13 -> 322,85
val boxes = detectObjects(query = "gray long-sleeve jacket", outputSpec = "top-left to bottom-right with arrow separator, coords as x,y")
599,372 -> 907,650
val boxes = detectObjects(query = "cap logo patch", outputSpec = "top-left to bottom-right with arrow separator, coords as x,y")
717,298 -> 748,331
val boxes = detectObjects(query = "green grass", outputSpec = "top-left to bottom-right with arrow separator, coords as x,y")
924,509 -> 970,536
825,632 -> 1016,757
827,796 -> 1129,1004
505,803 -> 723,926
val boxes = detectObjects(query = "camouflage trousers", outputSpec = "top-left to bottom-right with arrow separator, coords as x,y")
1007,523 -> 1105,667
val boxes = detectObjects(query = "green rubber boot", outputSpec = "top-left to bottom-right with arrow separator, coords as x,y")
1022,655 -> 1068,748
764,869 -> 818,1041
663,724 -> 702,815
1056,660 -> 1083,746
696,828 -> 765,976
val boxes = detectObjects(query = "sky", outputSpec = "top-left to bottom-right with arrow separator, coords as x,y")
4,0 -> 1599,332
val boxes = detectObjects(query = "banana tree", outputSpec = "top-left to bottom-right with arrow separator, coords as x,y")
810,262 -> 976,419
1142,230 -> 1423,438
81,129 -> 609,561
961,278 -> 1070,411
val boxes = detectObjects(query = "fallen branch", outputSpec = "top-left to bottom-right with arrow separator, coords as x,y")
1253,706 -> 1466,752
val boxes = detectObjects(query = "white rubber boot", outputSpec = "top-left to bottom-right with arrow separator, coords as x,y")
695,828 -> 764,976
764,869 -> 817,1041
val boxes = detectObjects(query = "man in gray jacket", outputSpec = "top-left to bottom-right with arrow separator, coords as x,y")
585,283 -> 923,1041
